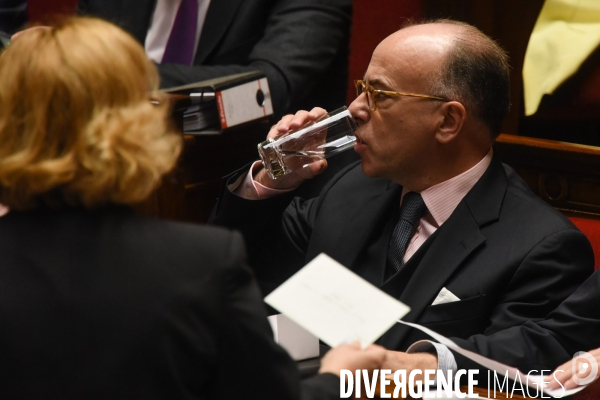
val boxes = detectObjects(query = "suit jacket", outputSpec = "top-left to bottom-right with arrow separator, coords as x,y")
450,268 -> 600,386
77,0 -> 353,118
0,0 -> 27,33
211,156 -> 594,363
0,206 -> 338,400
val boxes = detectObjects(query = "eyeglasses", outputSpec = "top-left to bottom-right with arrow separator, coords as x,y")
354,79 -> 450,111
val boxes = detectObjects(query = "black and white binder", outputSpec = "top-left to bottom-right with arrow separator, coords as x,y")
163,71 -> 273,135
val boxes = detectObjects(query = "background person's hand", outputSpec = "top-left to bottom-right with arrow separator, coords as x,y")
254,107 -> 329,190
548,348 -> 600,390
319,342 -> 387,377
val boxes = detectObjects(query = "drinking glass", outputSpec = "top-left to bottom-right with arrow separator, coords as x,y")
258,107 -> 357,179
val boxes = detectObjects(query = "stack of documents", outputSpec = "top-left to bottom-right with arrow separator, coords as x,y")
181,98 -> 219,133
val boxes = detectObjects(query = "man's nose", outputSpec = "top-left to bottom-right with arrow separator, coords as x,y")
349,95 -> 370,126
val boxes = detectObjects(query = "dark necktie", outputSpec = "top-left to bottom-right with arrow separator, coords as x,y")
162,0 -> 199,65
387,192 -> 427,275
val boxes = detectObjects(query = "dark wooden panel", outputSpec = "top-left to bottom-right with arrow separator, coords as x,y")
494,134 -> 600,219
135,121 -> 270,223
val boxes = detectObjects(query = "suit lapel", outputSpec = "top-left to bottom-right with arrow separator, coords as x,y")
397,204 -> 486,320
378,157 -> 507,348
316,180 -> 400,286
194,0 -> 245,63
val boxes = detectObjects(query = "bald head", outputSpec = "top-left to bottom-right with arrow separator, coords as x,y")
379,22 -> 461,62
371,24 -> 452,87
377,20 -> 510,139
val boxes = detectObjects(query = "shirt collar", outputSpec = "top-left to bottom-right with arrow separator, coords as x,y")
402,148 -> 493,227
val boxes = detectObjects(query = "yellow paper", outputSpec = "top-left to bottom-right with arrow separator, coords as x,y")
523,0 -> 600,116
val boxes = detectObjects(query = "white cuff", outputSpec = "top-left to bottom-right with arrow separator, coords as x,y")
407,340 -> 457,377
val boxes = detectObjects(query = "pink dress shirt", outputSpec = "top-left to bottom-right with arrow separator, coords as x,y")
402,149 -> 493,263
232,160 -> 297,199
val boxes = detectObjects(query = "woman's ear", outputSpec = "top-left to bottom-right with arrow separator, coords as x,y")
435,101 -> 466,144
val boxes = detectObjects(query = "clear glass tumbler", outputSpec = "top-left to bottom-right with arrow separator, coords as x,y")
257,107 -> 357,179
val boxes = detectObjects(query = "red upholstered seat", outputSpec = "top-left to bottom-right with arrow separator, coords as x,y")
569,217 -> 600,270
569,217 -> 600,400
573,376 -> 600,399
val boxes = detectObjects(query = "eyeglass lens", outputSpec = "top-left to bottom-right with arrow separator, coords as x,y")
355,80 -> 374,110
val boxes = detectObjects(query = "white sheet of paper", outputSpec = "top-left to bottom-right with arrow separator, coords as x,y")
397,320 -> 588,398
265,253 -> 411,349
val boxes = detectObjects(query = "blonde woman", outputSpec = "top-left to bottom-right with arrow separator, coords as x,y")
0,17 -> 384,400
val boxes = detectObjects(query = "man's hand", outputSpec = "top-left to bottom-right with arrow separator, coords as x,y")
319,342 -> 387,377
254,107 -> 329,190
548,348 -> 600,390
381,350 -> 438,380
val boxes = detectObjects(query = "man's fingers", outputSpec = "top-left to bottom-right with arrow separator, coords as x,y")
548,368 -> 570,389
548,351 -> 600,390
286,110 -> 312,129
562,377 -> 578,390
267,114 -> 296,139
294,160 -> 327,180
266,108 -> 328,140
308,107 -> 328,121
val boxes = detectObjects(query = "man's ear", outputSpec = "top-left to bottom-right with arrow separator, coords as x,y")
435,101 -> 466,144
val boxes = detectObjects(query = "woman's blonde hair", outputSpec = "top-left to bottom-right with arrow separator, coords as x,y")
0,17 -> 182,209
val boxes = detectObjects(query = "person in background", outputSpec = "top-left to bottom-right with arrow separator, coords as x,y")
0,16 -> 385,400
76,0 -> 359,202
76,0 -> 353,119
445,267 -> 600,388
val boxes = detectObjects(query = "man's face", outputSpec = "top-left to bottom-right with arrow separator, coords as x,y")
349,26 -> 451,188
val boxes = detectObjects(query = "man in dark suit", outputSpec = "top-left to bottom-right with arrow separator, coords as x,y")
211,20 -> 594,372
76,0 -> 353,118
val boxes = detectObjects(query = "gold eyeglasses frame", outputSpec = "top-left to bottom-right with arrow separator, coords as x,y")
354,79 -> 451,111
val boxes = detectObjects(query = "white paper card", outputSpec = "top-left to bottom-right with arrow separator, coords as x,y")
268,314 -> 320,361
265,253 -> 411,349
